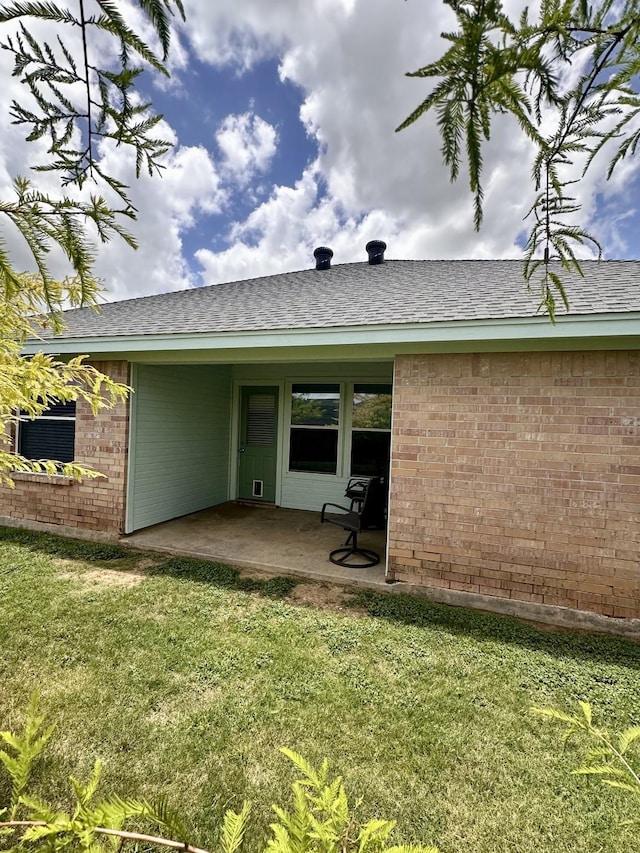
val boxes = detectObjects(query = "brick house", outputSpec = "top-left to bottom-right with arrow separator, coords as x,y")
3,247 -> 639,627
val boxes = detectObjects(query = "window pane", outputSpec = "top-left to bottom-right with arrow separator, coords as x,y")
352,387 -> 392,430
19,400 -> 76,419
19,419 -> 75,463
353,383 -> 392,395
351,431 -> 391,478
289,427 -> 338,474
18,401 -> 76,464
291,384 -> 340,426
39,400 -> 76,418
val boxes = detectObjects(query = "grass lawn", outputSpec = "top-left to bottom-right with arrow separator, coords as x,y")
0,526 -> 639,853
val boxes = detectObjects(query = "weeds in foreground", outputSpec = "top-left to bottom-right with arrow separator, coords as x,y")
0,701 -> 437,853
3,699 -> 639,853
534,702 -> 640,826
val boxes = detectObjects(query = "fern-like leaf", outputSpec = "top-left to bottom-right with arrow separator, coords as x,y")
280,749 -> 325,791
220,801 -> 252,853
358,818 -> 396,853
619,727 -> 640,755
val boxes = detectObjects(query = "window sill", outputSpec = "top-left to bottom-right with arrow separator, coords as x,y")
12,472 -> 75,486
285,470 -> 341,479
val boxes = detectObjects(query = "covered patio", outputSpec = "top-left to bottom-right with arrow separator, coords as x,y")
121,502 -> 388,588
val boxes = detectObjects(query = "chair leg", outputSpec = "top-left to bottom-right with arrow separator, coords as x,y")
329,530 -> 379,569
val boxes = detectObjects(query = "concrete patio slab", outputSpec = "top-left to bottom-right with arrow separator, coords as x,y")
121,502 -> 389,589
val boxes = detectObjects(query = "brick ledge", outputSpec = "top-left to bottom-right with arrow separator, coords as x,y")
11,472 -> 75,486
0,516 -> 121,542
391,581 -> 640,639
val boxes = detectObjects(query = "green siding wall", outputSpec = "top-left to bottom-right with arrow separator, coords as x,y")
280,473 -> 351,512
127,364 -> 232,532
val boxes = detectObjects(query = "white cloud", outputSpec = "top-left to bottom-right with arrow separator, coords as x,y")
1,0 -> 637,303
182,0 -> 353,71
91,136 -> 225,299
192,0 -> 533,286
0,9 -> 216,299
216,113 -> 277,187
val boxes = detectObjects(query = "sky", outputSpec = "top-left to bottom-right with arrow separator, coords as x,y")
1,0 -> 639,302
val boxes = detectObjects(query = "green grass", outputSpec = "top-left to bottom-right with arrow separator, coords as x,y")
0,525 -> 639,853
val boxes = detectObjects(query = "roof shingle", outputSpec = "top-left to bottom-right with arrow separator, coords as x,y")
46,259 -> 640,340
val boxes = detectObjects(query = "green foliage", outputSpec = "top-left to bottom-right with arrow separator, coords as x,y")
17,773 -> 188,853
0,697 -> 190,853
221,802 -> 252,853
0,1 -> 183,483
398,0 -> 552,231
0,707 -> 437,853
268,749 -> 437,853
0,0 -> 184,297
399,0 -> 640,317
0,271 -> 130,485
533,702 -> 640,824
291,397 -> 331,427
0,693 -> 54,818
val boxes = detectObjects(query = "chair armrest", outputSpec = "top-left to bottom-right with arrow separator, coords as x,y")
346,477 -> 368,489
321,502 -> 351,522
345,478 -> 367,496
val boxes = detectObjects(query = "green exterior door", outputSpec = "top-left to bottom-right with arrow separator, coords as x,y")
238,386 -> 279,502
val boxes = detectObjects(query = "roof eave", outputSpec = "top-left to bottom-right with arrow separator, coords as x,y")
21,312 -> 640,357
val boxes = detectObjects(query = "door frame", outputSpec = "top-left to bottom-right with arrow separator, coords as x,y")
230,379 -> 285,505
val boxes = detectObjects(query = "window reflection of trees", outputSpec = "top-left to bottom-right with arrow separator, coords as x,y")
291,395 -> 339,426
352,393 -> 392,430
289,385 -> 340,474
288,384 -> 392,477
351,388 -> 392,479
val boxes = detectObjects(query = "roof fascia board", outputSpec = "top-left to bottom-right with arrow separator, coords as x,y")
21,312 -> 640,356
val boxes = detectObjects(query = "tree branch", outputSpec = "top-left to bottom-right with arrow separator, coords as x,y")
0,820 -> 211,853
78,0 -> 94,173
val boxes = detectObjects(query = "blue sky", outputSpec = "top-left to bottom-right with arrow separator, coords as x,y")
151,55 -> 317,255
1,0 -> 638,301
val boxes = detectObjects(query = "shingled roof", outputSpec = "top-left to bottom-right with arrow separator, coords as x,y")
46,258 -> 640,340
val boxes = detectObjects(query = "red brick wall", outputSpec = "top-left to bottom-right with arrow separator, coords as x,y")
388,352 -> 640,619
0,361 -> 129,536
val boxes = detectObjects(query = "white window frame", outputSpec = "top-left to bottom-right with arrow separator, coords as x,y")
284,380 -> 392,480
287,381 -> 344,476
346,382 -> 392,478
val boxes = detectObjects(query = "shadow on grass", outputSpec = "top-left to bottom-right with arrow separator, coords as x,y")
147,556 -> 300,599
0,525 -> 128,562
0,526 -> 300,600
347,589 -> 640,669
2,525 -> 637,658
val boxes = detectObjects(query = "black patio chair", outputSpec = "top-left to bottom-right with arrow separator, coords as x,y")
320,476 -> 383,568
344,476 -> 387,528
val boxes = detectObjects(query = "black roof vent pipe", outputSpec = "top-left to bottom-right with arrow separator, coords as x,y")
366,240 -> 386,265
314,246 -> 333,270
